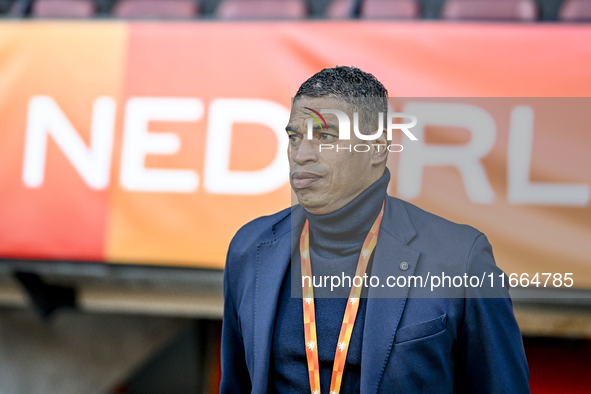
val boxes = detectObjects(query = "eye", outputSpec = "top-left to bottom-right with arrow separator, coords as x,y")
288,133 -> 301,143
319,133 -> 335,140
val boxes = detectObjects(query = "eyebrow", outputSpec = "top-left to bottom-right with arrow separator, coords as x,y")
285,123 -> 340,133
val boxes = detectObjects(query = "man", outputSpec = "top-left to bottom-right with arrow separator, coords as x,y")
221,66 -> 529,393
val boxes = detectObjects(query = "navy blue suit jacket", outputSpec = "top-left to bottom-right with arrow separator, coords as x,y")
221,196 -> 530,393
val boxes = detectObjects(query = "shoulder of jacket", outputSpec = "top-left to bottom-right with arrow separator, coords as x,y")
227,206 -> 292,257
391,196 -> 483,242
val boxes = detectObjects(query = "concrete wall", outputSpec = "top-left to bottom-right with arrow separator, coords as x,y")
0,307 -> 186,394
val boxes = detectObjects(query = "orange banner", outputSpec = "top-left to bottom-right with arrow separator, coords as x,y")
0,22 -> 590,286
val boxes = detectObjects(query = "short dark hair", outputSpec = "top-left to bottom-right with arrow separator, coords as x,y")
294,66 -> 388,133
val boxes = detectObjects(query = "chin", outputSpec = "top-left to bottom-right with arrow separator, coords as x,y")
295,193 -> 320,210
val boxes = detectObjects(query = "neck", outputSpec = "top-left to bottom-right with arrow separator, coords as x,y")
304,168 -> 390,256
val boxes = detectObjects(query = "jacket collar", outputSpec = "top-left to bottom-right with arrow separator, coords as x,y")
272,194 -> 417,245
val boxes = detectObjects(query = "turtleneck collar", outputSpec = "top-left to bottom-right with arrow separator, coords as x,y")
303,168 -> 390,256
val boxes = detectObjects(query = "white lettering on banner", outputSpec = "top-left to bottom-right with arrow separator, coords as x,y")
507,106 -> 590,206
20,97 -> 590,205
397,103 -> 497,204
22,96 -> 116,189
120,97 -> 203,193
204,98 -> 289,194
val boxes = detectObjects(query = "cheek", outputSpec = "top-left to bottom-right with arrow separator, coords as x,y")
287,144 -> 298,164
343,154 -> 370,181
330,154 -> 357,185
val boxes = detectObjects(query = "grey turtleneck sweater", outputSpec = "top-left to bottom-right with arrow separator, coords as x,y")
268,168 -> 391,393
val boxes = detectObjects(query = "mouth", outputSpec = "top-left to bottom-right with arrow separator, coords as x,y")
291,172 -> 322,189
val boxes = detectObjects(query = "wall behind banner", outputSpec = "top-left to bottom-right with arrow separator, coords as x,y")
0,21 -> 590,285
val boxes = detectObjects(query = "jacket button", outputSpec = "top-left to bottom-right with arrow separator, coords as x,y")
399,261 -> 409,271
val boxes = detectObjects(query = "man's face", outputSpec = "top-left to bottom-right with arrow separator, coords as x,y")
286,96 -> 385,215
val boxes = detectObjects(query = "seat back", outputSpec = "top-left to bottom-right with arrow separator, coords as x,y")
559,0 -> 591,21
441,0 -> 537,21
216,0 -> 307,20
112,0 -> 198,19
360,0 -> 420,19
325,0 -> 356,18
32,0 -> 96,17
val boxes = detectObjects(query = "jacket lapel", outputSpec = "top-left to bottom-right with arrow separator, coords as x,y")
361,197 -> 420,394
250,199 -> 418,393
251,206 -> 304,393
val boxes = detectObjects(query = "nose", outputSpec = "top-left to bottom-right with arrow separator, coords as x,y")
292,137 -> 318,166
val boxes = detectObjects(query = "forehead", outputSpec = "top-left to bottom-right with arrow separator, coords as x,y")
289,96 -> 352,121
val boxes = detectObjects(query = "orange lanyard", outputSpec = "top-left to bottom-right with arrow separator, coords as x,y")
300,201 -> 384,394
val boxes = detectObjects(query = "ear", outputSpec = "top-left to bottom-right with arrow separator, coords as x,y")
370,130 -> 389,166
